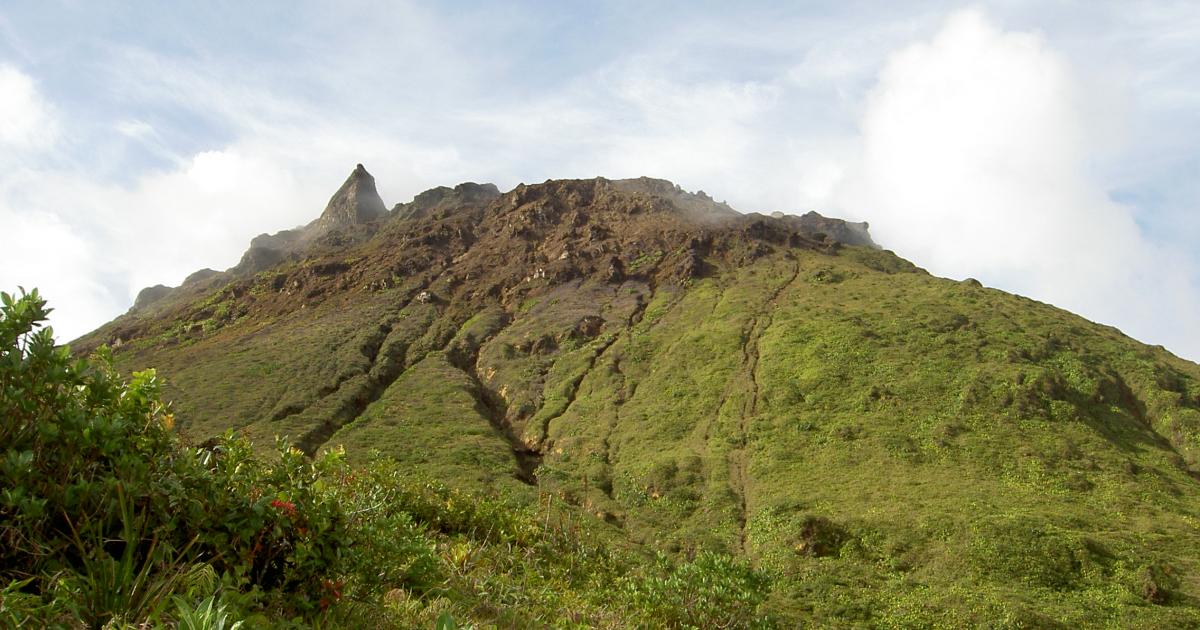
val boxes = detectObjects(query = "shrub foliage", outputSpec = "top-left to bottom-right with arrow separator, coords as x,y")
0,288 -> 773,627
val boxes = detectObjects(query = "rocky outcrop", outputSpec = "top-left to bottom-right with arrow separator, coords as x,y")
225,165 -> 387,277
311,164 -> 387,235
394,182 -> 501,221
610,177 -> 739,223
109,168 -> 881,333
131,284 -> 173,311
792,211 -> 877,248
183,268 -> 219,286
231,229 -> 304,276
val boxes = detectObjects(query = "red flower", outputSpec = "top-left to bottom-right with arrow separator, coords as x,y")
319,579 -> 344,610
270,499 -> 298,517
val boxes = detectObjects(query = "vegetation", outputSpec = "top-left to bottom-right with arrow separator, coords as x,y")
0,288 -> 773,627
47,175 -> 1200,626
63,250 -> 1200,627
542,251 -> 1200,626
73,254 -> 1200,626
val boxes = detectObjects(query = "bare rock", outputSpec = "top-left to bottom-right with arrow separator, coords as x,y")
132,284 -> 173,311
312,164 -> 388,235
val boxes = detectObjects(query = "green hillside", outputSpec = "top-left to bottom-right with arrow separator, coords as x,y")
58,170 -> 1200,626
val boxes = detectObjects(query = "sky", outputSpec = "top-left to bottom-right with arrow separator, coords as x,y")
1,1 -> 1199,359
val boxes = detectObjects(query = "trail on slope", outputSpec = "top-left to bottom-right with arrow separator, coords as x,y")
729,262 -> 801,554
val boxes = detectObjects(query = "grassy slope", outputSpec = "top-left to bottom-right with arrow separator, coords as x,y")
112,288 -> 399,442
110,244 -> 1200,626
329,352 -> 522,491
539,248 -> 1200,626
746,248 -> 1200,626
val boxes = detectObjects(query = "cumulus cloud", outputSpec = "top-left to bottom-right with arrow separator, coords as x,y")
837,8 -> 1200,358
4,3 -> 1200,361
3,132 -> 473,342
2,150 -> 309,341
0,64 -> 57,151
0,207 -> 118,340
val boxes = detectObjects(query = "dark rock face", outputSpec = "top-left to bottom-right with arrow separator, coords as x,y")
609,177 -> 739,223
792,211 -> 877,248
132,284 -> 173,311
235,243 -> 288,276
213,168 -> 878,296
183,268 -> 219,286
100,169 -> 882,342
312,164 -> 388,235
394,182 -> 501,221
231,229 -> 304,276
225,166 -> 390,278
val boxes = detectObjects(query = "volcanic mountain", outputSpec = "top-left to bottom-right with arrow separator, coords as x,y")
75,165 -> 1200,625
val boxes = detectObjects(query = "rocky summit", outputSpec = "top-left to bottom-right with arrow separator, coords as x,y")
313,163 -> 388,234
72,164 -> 1200,626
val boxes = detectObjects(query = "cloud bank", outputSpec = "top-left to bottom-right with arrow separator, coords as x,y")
2,3 -> 1199,361
837,9 -> 1200,357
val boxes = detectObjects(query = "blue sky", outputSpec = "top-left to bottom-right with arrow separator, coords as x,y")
2,1 -> 1199,359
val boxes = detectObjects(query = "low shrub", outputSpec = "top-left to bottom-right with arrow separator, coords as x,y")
0,288 -> 777,627
0,289 -> 427,624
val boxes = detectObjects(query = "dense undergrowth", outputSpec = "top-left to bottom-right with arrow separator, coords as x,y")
0,289 -> 773,628
22,240 -> 1200,627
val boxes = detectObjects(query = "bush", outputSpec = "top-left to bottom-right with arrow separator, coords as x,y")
0,289 -> 411,624
0,289 -> 779,627
966,515 -> 1102,590
1,288 -> 201,624
620,552 -> 773,628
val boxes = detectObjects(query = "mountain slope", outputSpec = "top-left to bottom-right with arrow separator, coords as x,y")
76,166 -> 1200,626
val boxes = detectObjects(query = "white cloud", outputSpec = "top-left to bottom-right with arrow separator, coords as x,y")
0,64 -> 57,152
837,8 -> 1200,358
794,158 -> 845,208
0,207 -> 118,341
4,3 -> 1200,363
445,60 -> 789,204
2,127 -> 477,342
115,119 -> 156,141
595,73 -> 781,190
2,151 -> 311,341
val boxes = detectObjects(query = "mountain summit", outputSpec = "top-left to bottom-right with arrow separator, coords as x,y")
73,166 -> 1200,625
313,163 -> 387,234
217,164 -> 390,279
